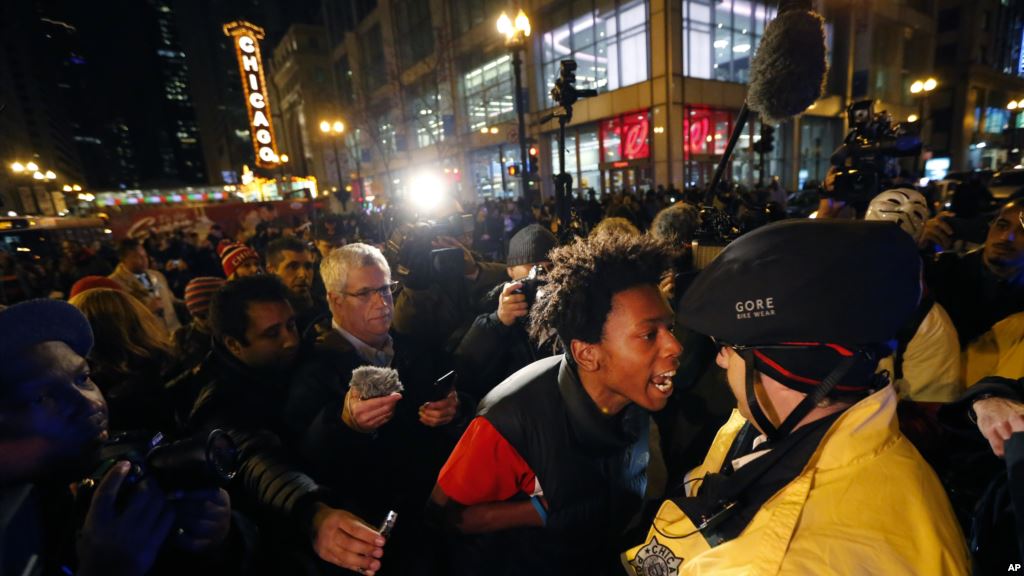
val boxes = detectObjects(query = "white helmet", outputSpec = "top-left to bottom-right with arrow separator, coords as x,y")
865,188 -> 929,242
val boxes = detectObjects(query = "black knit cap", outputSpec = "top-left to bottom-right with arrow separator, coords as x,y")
678,219 -> 921,347
0,299 -> 94,366
506,224 -> 558,267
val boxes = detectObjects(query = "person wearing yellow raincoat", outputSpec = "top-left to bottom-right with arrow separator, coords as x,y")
623,219 -> 969,575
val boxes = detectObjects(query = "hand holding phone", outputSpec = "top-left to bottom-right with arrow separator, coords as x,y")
379,510 -> 397,539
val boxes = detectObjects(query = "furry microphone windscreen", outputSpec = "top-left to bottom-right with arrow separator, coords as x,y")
349,365 -> 404,400
747,8 -> 828,125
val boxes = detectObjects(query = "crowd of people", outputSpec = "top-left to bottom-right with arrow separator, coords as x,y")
1,177 -> 1024,575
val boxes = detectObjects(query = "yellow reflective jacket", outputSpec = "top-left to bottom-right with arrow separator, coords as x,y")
623,386 -> 969,575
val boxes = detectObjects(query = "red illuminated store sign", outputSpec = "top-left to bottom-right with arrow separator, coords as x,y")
684,106 -> 735,158
600,111 -> 650,163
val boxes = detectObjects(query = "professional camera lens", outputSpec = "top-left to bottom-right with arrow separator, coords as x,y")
206,429 -> 238,483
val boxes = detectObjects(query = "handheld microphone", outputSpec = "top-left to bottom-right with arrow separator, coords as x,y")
349,365 -> 404,400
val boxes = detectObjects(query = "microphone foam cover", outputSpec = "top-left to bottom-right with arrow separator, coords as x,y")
747,9 -> 828,125
349,365 -> 404,399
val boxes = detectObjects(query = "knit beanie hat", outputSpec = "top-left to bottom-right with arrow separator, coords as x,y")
220,243 -> 260,278
0,299 -> 94,366
184,276 -> 225,319
69,276 -> 125,299
507,224 -> 558,267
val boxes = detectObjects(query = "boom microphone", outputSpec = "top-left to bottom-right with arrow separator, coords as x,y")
349,365 -> 404,400
747,0 -> 828,125
705,0 -> 828,202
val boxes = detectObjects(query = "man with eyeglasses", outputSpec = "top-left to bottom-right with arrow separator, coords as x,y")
926,198 -> 1024,347
286,243 -> 465,575
623,220 -> 967,575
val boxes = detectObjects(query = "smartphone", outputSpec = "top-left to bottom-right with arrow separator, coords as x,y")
379,510 -> 398,538
427,370 -> 457,402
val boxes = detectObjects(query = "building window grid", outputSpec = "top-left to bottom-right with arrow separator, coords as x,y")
539,0 -> 650,104
683,0 -> 775,83
462,55 -> 515,133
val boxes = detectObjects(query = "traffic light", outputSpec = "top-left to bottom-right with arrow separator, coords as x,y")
551,60 -> 598,108
527,145 -> 539,174
508,164 -> 519,177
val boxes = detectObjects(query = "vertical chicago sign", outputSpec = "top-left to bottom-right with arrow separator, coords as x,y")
223,21 -> 279,168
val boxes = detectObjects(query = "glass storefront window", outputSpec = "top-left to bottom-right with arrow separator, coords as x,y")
602,118 -> 622,163
683,0 -> 775,83
798,116 -> 841,187
469,146 -> 524,199
579,128 -> 601,191
550,132 -> 578,176
684,105 -> 788,188
540,0 -> 649,104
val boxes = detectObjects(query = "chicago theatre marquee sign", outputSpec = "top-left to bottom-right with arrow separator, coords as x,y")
223,21 -> 279,168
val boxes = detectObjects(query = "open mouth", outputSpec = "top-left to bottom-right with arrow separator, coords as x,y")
650,370 -> 676,394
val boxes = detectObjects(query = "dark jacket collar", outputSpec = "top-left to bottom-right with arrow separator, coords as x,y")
557,356 -> 648,454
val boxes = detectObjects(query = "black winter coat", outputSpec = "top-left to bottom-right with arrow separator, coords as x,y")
452,283 -> 557,399
183,346 -> 327,566
285,329 -> 469,576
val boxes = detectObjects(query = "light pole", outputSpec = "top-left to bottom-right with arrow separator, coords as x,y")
909,77 -> 938,175
498,9 -> 532,203
320,119 -> 348,210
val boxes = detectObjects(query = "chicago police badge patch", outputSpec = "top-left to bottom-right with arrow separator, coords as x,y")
629,537 -> 683,576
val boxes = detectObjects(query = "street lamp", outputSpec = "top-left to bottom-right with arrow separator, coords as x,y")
909,77 -> 938,174
320,118 -> 348,208
498,9 -> 532,202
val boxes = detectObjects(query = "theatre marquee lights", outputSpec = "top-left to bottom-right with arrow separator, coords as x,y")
223,21 -> 279,168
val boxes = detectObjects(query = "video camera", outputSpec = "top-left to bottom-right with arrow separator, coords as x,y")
79,429 -> 238,494
385,213 -> 475,290
824,99 -> 922,204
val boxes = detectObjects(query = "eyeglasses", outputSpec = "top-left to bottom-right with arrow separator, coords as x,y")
338,281 -> 399,301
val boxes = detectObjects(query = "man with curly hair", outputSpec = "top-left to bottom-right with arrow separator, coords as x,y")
429,232 -> 682,575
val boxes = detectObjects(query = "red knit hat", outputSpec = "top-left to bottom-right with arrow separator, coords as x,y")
69,276 -> 125,299
220,243 -> 260,278
184,276 -> 225,319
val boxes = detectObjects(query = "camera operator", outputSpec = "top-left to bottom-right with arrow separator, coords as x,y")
181,276 -> 386,575
0,300 -> 239,576
453,224 -> 559,399
925,198 -> 1024,347
816,100 -> 921,219
389,199 -> 506,349
286,243 -> 466,575
429,232 -> 682,575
